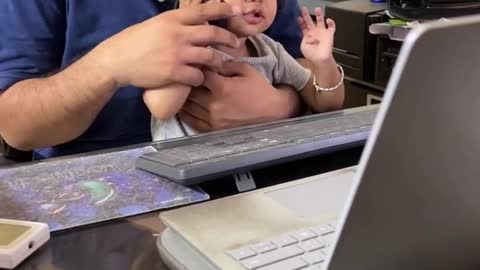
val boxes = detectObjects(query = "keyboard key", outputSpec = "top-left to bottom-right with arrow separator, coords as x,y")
297,239 -> 326,252
272,235 -> 298,247
311,225 -> 335,236
227,247 -> 256,261
344,128 -> 359,134
291,229 -> 317,242
305,262 -> 325,269
181,152 -> 208,163
302,250 -> 327,264
318,233 -> 336,246
250,241 -> 277,254
329,131 -> 345,138
358,126 -> 371,133
257,257 -> 308,270
205,140 -> 225,146
323,245 -> 334,257
223,135 -> 252,145
204,150 -> 230,159
296,138 -> 316,144
153,153 -> 190,166
241,246 -> 304,270
313,134 -> 330,141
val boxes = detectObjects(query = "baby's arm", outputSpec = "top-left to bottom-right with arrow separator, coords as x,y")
297,58 -> 344,113
143,85 -> 191,120
297,7 -> 344,112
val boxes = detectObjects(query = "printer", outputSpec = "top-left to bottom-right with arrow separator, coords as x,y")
325,0 -> 388,82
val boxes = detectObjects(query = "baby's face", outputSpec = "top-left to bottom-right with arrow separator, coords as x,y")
223,0 -> 277,37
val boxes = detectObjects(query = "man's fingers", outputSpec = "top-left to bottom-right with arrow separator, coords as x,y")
181,47 -> 224,71
169,66 -> 205,87
178,111 -> 212,132
182,100 -> 211,118
178,1 -> 241,25
202,69 -> 226,90
217,61 -> 250,76
301,6 -> 315,30
184,25 -> 239,48
187,87 -> 211,107
314,8 -> 325,29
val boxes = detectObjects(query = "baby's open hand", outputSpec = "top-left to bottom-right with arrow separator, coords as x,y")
298,7 -> 336,64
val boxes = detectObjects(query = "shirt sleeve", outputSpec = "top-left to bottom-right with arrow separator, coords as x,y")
264,0 -> 303,59
0,0 -> 66,91
258,35 -> 311,91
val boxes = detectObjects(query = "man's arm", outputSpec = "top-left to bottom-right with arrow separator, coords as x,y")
0,2 -> 241,151
0,50 -> 116,151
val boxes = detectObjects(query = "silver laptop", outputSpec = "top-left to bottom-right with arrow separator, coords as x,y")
158,15 -> 480,270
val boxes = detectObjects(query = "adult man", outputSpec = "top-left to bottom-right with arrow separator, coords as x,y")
0,0 -> 306,159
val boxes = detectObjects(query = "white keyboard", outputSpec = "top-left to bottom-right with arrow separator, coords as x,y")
226,223 -> 337,270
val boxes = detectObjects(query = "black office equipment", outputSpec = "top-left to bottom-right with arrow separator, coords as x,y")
0,139 -> 32,162
374,36 -> 402,86
325,1 -> 388,82
389,0 -> 480,20
136,105 -> 378,185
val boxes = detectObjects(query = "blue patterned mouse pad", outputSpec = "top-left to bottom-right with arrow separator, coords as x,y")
0,146 -> 209,232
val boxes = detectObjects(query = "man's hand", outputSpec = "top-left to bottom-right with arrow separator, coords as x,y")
179,62 -> 301,132
0,1 -> 242,151
97,1 -> 241,89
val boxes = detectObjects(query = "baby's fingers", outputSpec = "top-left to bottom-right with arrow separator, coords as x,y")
301,6 -> 315,29
326,18 -> 336,32
297,16 -> 309,35
314,8 -> 325,29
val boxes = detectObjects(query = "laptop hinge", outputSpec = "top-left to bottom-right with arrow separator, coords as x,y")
233,171 -> 256,192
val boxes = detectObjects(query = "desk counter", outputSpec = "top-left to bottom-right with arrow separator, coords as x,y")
3,145 -> 362,270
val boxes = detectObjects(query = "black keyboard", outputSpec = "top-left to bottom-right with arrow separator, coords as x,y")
136,105 -> 378,185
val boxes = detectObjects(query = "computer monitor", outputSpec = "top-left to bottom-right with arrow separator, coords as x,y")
389,0 -> 480,20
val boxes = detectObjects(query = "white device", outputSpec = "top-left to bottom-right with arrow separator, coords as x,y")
158,14 -> 480,270
0,219 -> 50,269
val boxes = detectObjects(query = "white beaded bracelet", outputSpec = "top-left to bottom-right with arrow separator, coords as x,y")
313,64 -> 344,92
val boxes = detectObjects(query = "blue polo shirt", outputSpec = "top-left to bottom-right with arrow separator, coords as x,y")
0,0 -> 303,159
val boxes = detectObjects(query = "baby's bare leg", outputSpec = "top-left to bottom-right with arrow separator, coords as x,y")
143,84 -> 191,120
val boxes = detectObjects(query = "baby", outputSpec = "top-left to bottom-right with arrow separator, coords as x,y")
144,0 -> 345,141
